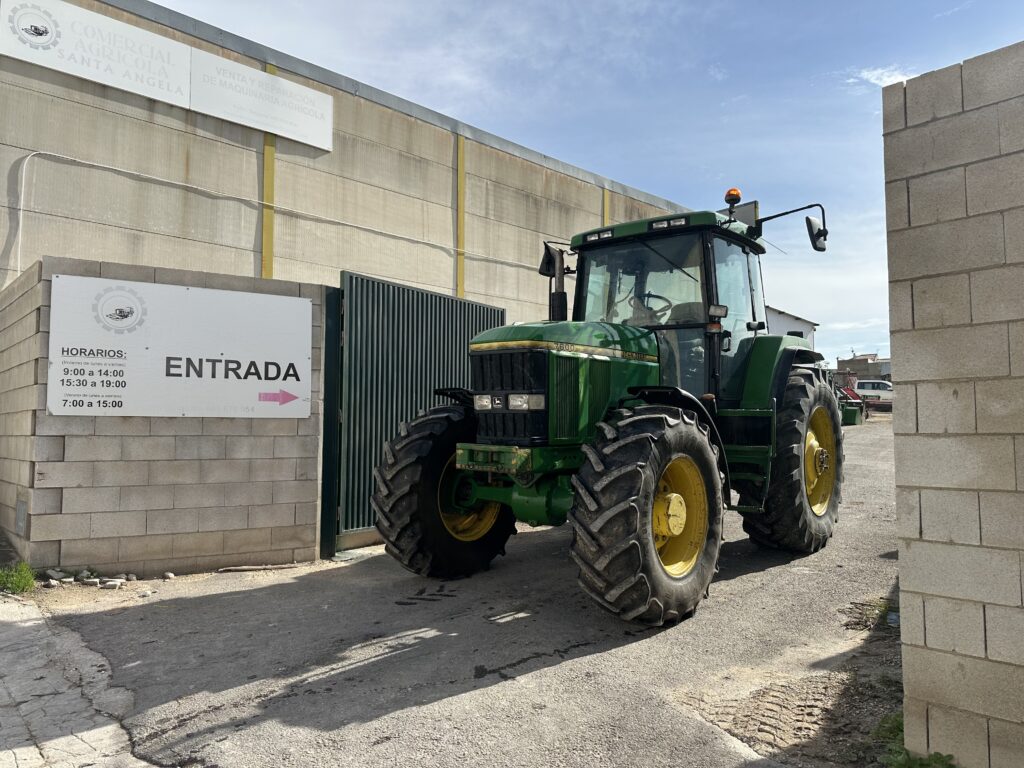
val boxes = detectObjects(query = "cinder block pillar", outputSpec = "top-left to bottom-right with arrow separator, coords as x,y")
885,42 -> 1024,768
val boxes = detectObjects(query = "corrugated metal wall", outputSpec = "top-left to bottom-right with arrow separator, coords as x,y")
337,273 -> 506,535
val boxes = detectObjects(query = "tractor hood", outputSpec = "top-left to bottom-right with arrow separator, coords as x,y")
469,321 -> 659,363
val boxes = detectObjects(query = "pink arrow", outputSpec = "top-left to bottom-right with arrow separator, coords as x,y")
258,389 -> 298,405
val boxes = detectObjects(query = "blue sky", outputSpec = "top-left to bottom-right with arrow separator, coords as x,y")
160,0 -> 1024,365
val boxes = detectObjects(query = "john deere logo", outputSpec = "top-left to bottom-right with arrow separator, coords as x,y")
93,286 -> 147,334
8,3 -> 60,50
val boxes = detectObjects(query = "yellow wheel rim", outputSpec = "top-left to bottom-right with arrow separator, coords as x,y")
652,456 -> 709,577
437,458 -> 500,542
804,406 -> 837,516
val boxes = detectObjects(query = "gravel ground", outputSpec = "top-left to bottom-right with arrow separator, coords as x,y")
14,414 -> 898,767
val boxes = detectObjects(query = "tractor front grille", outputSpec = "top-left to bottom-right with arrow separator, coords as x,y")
471,350 -> 548,446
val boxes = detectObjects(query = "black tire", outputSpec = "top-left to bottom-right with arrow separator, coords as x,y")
569,405 -> 724,626
371,405 -> 516,578
741,369 -> 843,553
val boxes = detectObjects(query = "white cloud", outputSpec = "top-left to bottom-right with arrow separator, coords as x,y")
935,1 -> 972,19
707,64 -> 728,82
853,66 -> 915,88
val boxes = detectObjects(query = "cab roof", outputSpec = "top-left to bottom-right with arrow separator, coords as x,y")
570,210 -> 766,254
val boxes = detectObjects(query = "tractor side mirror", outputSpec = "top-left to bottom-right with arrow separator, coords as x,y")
806,216 -> 828,252
538,243 -> 562,277
721,331 -> 732,353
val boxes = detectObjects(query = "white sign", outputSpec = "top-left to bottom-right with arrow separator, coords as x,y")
0,0 -> 334,149
1,0 -> 190,107
47,276 -> 312,418
191,49 -> 333,151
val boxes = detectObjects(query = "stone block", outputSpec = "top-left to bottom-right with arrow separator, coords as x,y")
153,267 -> 206,288
202,418 -> 251,435
225,436 -> 275,459
1010,322 -> 1024,377
248,503 -> 295,528
906,64 -> 963,126
969,152 -> 1024,215
896,487 -> 921,539
90,510 -> 146,538
32,436 -> 64,462
173,484 -> 225,508
25,540 -> 59,568
62,487 -> 120,515
895,436 -> 1014,490
224,527 -> 272,553
980,492 -> 1024,548
883,105 -> 999,180
21,488 -> 61,516
998,96 -> 1024,154
172,531 -> 224,558
900,591 -> 924,645
146,508 -> 198,535
59,537 -> 119,567
1005,207 -> 1024,263
197,506 -> 249,532
204,273 -> 255,292
916,381 -> 975,434
249,458 -> 296,481
892,385 -> 917,434
977,380 -> 1024,435
174,436 -> 226,460
972,265 -> 1024,323
899,539 -> 1022,605
903,697 -> 928,756
199,460 -> 250,483
270,525 -> 316,549
927,705 -> 990,768
251,419 -> 298,436
291,546 -> 317,563
147,460 -> 200,485
223,481 -> 274,506
273,436 -> 318,458
297,414 -> 320,436
35,413 -> 93,436
912,274 -> 970,329
923,596 -> 985,656
119,485 -> 174,512
887,213 -> 1003,281
272,480 -> 317,503
150,417 -> 204,435
93,461 -> 149,487
890,326 -> 1008,382
903,644 -> 1024,722
885,181 -> 908,231
118,533 -> 173,561
295,502 -> 317,525
99,263 -> 154,282
295,458 -> 318,481
963,40 -> 1024,109
987,605 -> 1024,665
990,718 -> 1024,768
93,417 -> 150,436
28,512 -> 91,541
121,437 -> 176,461
41,256 -> 100,279
909,168 -> 966,227
889,281 -> 913,332
33,461 -> 94,488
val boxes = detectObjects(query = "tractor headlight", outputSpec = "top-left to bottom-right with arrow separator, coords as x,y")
508,394 -> 545,410
473,394 -> 493,410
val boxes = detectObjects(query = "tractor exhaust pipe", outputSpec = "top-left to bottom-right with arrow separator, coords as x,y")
539,242 -> 569,321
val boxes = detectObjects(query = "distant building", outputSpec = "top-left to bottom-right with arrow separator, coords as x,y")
766,306 -> 818,349
836,353 -> 891,381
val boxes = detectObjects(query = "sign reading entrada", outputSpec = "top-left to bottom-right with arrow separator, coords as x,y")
0,0 -> 333,149
47,275 -> 312,418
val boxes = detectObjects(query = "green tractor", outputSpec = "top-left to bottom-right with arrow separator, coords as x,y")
372,189 -> 842,626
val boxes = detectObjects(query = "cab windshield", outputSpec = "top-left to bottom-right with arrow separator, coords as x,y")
577,233 -> 706,327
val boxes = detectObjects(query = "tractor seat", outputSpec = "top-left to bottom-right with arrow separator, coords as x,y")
667,302 -> 706,324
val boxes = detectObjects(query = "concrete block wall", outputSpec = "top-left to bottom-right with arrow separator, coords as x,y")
1,0 -> 682,326
0,256 -> 324,577
884,42 -> 1024,768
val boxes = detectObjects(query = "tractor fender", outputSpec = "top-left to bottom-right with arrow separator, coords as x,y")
772,347 -> 826,405
626,385 -> 731,497
740,336 -> 825,410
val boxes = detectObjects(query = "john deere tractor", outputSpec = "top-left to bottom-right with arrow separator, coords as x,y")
372,190 -> 842,626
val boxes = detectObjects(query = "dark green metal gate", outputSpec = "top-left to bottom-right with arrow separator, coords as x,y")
320,273 -> 505,554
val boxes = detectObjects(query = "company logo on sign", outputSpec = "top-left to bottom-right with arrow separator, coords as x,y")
93,286 -> 147,334
8,3 -> 60,50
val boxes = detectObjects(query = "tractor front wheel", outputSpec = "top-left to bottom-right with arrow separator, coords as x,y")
742,369 -> 843,552
372,405 -> 516,578
570,405 -> 724,626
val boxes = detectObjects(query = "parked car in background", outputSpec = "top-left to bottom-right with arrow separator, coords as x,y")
854,379 -> 893,408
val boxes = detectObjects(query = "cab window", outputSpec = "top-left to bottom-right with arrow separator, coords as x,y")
714,237 -> 756,397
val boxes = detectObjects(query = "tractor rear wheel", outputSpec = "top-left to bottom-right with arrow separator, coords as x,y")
741,369 -> 843,552
570,405 -> 724,626
372,405 -> 516,578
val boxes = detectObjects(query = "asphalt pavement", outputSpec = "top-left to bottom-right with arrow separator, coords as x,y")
7,415 -> 898,768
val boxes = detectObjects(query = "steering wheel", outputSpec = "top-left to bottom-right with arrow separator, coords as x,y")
638,292 -> 674,321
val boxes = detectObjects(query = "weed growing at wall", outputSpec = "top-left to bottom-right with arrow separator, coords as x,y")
874,714 -> 956,767
0,562 -> 35,594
